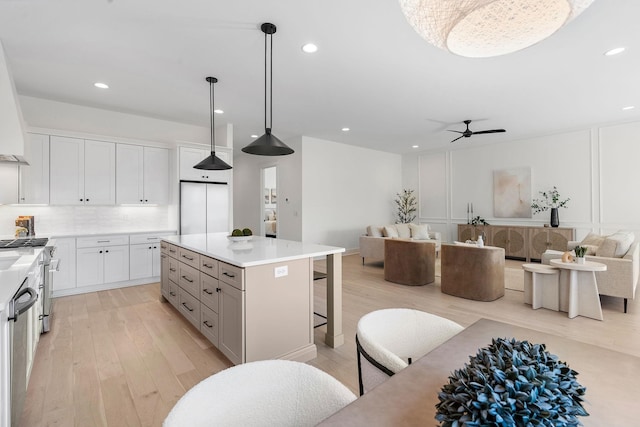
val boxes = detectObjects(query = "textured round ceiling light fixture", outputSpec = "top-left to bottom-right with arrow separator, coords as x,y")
398,0 -> 595,58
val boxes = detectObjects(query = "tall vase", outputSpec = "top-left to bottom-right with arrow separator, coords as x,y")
550,207 -> 559,228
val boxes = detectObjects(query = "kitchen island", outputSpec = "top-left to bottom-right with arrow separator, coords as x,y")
161,233 -> 345,365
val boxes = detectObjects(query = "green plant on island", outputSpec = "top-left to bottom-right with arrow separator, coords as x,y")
231,229 -> 243,236
574,245 -> 587,258
531,186 -> 570,214
435,337 -> 588,427
395,189 -> 417,224
242,228 -> 253,236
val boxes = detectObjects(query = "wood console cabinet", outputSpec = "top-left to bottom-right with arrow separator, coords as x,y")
457,224 -> 574,262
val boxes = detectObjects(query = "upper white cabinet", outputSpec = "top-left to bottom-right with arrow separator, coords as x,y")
179,146 -> 232,183
116,144 -> 169,204
19,133 -> 49,204
50,136 -> 116,205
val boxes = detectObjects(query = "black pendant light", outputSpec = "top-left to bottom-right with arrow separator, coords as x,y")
242,23 -> 294,156
194,76 -> 232,170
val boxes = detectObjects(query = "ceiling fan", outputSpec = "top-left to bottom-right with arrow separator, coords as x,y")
448,120 -> 505,143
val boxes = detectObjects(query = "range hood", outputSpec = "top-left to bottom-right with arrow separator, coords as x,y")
0,39 -> 27,165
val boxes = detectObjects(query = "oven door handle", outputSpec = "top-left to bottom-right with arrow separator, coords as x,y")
9,286 -> 38,322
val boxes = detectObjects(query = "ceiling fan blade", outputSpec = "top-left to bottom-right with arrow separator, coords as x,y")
450,135 -> 464,143
447,130 -> 464,134
471,129 -> 506,135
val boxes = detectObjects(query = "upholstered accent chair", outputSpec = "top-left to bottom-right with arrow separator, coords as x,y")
384,239 -> 436,286
440,243 -> 505,301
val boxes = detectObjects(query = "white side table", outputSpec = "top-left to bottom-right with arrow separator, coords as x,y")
550,259 -> 607,320
522,263 -> 560,310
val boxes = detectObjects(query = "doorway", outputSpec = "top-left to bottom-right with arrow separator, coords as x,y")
262,166 -> 277,237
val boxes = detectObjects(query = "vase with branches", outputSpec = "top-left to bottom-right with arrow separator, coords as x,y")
531,186 -> 570,227
395,189 -> 417,224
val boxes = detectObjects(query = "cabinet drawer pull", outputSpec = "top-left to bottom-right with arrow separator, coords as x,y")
222,272 -> 235,278
203,288 -> 213,295
161,254 -> 166,258
202,263 -> 213,268
203,320 -> 213,328
169,249 -> 177,253
181,302 -> 194,312
182,255 -> 194,261
169,268 -> 176,272
216,287 -> 221,293
181,276 -> 193,283
169,291 -> 176,297
97,240 -> 110,243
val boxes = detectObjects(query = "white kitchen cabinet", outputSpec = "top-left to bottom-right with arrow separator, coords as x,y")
19,133 -> 49,204
116,144 -> 169,205
129,233 -> 172,280
50,136 -> 115,205
179,146 -> 232,183
52,238 -> 76,292
77,245 -> 129,286
76,235 -> 130,287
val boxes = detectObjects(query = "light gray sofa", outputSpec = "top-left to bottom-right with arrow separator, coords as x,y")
542,234 -> 639,313
359,224 -> 441,264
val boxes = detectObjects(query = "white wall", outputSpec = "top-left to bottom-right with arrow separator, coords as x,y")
404,120 -> 640,243
19,95 -> 211,147
301,137 -> 402,251
233,138 -> 303,241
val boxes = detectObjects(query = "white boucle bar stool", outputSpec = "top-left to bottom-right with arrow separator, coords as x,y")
163,360 -> 356,427
355,308 -> 464,395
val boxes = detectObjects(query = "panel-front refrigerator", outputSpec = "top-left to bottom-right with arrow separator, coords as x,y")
180,181 -> 230,234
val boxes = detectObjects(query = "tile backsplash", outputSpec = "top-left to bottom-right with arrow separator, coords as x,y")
0,205 -> 173,237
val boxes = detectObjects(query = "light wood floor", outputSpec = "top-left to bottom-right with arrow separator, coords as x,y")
21,255 -> 640,426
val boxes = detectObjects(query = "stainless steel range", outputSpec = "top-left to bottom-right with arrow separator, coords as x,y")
0,237 -> 57,332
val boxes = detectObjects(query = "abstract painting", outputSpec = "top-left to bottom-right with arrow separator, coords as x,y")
493,167 -> 531,218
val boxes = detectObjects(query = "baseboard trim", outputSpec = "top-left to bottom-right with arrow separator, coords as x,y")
52,276 -> 159,298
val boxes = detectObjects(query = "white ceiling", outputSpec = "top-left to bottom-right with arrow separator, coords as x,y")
0,0 -> 638,154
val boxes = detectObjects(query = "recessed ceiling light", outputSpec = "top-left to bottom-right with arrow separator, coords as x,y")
604,47 -> 625,56
250,134 -> 259,138
341,127 -> 350,132
94,82 -> 109,89
214,109 -> 224,114
412,145 -> 419,149
302,43 -> 318,53
622,105 -> 635,110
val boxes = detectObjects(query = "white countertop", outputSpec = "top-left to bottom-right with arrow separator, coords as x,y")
0,229 -> 177,240
163,233 -> 345,267
0,247 -> 45,312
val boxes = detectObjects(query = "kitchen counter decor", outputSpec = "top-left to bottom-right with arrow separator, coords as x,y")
435,337 -> 588,427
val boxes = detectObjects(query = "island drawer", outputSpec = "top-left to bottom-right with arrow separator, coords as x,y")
200,255 -> 219,278
200,274 -> 220,312
77,234 -> 129,248
167,280 -> 179,309
166,243 -> 179,258
178,263 -> 200,297
178,247 -> 200,268
178,287 -> 200,329
168,257 -> 179,283
200,304 -> 219,346
219,262 -> 244,290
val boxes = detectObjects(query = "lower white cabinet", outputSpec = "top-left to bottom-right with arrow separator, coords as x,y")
130,233 -> 175,280
77,245 -> 129,287
52,237 -> 77,292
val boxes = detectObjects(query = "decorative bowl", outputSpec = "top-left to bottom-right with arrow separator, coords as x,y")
227,235 -> 253,242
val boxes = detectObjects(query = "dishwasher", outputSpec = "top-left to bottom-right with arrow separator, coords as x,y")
9,275 -> 39,426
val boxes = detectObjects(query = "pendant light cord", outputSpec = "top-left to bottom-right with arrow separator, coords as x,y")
210,79 -> 215,153
264,29 -> 274,131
